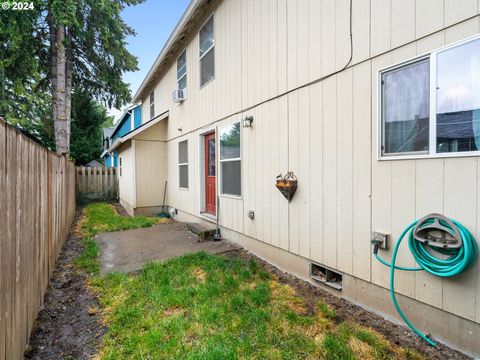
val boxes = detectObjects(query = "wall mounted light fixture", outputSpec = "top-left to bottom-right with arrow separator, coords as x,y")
243,115 -> 254,128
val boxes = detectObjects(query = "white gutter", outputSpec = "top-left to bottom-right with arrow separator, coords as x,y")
132,0 -> 203,103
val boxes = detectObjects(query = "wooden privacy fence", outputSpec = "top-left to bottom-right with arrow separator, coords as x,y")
76,166 -> 118,200
0,120 -> 76,360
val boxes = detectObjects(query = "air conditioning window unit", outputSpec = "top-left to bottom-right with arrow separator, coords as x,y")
172,88 -> 186,103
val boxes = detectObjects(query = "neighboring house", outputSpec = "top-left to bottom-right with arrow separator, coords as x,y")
101,128 -> 115,167
85,160 -> 104,168
102,104 -> 142,168
114,0 -> 480,354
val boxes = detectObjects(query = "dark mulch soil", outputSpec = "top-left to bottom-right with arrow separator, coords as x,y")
24,208 -> 106,360
228,250 -> 471,360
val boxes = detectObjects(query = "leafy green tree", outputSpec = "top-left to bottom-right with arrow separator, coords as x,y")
0,0 -> 143,153
70,89 -> 113,165
0,1 -> 51,140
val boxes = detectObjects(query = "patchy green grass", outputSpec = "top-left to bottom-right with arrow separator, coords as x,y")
76,203 -> 424,359
90,253 -> 422,359
75,202 -> 162,274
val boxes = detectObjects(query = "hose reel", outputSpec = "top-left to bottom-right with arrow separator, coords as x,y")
413,213 -> 462,249
373,213 -> 478,346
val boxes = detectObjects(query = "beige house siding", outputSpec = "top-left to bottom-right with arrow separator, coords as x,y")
123,0 -> 480,352
135,121 -> 168,208
118,143 -> 135,212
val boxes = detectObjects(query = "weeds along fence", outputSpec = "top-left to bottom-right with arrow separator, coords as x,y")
0,120 -> 76,360
76,166 -> 118,200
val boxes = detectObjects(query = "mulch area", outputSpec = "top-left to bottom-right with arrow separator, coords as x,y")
24,208 -> 106,360
228,250 -> 471,360
24,204 -> 471,359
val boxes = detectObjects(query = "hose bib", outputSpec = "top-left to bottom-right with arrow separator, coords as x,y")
373,214 -> 478,346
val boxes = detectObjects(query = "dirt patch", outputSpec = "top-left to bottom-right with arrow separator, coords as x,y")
192,267 -> 206,283
24,209 -> 105,360
227,250 -> 471,360
113,201 -> 130,217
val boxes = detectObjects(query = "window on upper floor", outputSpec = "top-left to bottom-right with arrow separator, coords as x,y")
379,35 -> 480,159
220,122 -> 241,196
149,90 -> 155,119
199,15 -> 214,87
177,49 -> 187,91
178,140 -> 188,189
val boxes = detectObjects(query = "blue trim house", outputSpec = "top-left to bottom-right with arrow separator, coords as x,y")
101,104 -> 142,167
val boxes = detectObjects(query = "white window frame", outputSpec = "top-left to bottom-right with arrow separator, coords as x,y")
149,90 -> 155,120
377,34 -> 480,161
199,13 -> 215,89
219,122 -> 241,198
177,49 -> 187,92
178,140 -> 189,190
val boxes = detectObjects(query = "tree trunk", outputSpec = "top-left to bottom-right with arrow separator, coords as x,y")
65,29 -> 73,152
54,23 -> 68,154
47,10 -> 57,127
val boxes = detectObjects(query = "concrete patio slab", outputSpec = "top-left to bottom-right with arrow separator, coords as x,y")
96,222 -> 242,274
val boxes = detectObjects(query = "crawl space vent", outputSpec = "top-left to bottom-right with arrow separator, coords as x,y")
310,263 -> 343,290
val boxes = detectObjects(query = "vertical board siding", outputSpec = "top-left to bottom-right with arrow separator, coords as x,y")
415,0 -> 444,38
0,121 -> 75,360
336,68 -> 353,274
130,0 -> 480,325
322,76 -> 338,269
414,160 -> 444,309
391,0 -> 416,48
352,60 -> 372,282
309,82 -> 324,264
370,0 -> 391,56
442,158 -> 477,321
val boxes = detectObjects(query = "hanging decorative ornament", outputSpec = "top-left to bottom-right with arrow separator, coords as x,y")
275,171 -> 298,201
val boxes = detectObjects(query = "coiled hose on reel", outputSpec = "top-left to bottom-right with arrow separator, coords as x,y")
373,215 -> 478,346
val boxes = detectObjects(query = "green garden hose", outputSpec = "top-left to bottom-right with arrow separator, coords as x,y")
374,216 -> 478,346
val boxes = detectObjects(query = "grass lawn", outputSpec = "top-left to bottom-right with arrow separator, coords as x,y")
78,203 -> 423,360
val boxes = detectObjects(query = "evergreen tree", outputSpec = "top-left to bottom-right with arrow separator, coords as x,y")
0,0 -> 143,154
70,89 -> 113,165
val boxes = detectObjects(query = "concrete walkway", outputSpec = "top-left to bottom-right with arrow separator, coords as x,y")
97,222 -> 241,274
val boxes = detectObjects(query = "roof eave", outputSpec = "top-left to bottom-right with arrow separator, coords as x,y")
108,110 -> 169,152
132,0 -> 204,103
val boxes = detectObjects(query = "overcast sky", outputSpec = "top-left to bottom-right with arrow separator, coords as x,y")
107,0 -> 190,122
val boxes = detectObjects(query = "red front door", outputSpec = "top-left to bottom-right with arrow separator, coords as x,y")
204,132 -> 216,215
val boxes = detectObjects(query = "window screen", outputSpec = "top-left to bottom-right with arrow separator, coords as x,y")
149,90 -> 155,119
199,16 -> 214,87
219,122 -> 241,196
177,50 -> 187,90
379,35 -> 480,158
178,140 -> 188,188
381,59 -> 430,155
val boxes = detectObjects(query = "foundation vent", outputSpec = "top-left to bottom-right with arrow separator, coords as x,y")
310,263 -> 342,290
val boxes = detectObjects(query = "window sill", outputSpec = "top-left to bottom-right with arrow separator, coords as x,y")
199,77 -> 215,90
179,187 -> 189,191
378,151 -> 480,161
219,194 -> 242,200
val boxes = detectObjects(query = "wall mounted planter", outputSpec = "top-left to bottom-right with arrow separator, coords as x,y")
275,171 -> 297,201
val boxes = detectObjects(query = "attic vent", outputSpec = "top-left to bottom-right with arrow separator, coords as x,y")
310,263 -> 342,290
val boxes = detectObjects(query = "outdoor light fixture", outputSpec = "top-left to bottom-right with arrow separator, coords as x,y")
243,115 -> 254,128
